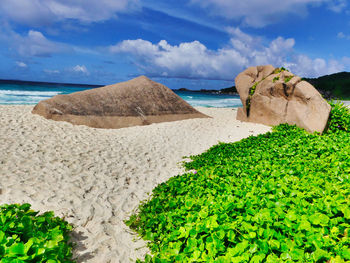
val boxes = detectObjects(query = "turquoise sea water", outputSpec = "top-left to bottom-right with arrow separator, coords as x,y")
0,81 -> 242,108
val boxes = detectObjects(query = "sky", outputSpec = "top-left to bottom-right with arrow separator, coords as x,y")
0,0 -> 349,90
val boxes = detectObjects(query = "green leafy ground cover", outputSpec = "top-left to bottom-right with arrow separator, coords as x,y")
0,204 -> 75,262
126,103 -> 350,262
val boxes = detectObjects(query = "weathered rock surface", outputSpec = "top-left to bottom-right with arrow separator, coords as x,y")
235,65 -> 331,133
32,76 -> 208,129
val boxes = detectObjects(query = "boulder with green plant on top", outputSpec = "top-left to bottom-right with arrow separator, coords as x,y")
235,65 -> 331,133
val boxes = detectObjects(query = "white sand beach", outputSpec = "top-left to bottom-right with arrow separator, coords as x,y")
341,100 -> 350,106
0,106 -> 271,263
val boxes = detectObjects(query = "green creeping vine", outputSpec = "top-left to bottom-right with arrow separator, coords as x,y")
272,77 -> 280,83
274,67 -> 289,74
246,82 -> 259,116
126,102 -> 350,263
246,67 -> 291,116
284,76 -> 293,83
0,204 -> 75,263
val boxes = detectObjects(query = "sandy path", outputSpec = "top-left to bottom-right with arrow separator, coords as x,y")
0,106 -> 270,262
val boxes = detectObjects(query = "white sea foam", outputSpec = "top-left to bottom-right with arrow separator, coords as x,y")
0,86 -> 242,108
185,98 -> 242,108
0,90 -> 60,96
0,90 -> 62,104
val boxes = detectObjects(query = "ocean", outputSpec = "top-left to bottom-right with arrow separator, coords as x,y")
0,80 -> 242,108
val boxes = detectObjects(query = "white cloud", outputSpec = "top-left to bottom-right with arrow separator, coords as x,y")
17,30 -> 68,57
16,61 -> 27,68
0,0 -> 140,26
72,65 -> 89,75
190,0 -> 346,27
342,56 -> 350,65
327,0 -> 347,12
0,0 -> 345,29
44,69 -> 60,74
284,56 -> 344,77
0,27 -> 70,57
338,32 -> 346,38
110,27 -> 344,80
111,39 -> 246,79
227,28 -> 296,67
337,32 -> 350,40
0,1 -> 53,27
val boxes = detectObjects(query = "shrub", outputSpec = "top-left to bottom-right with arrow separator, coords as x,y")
273,67 -> 289,74
326,101 -> 350,134
284,76 -> 293,83
272,77 -> 279,83
246,82 -> 259,116
0,203 -> 75,262
126,123 -> 350,262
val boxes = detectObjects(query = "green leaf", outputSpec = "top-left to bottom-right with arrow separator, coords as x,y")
198,210 -> 208,219
205,215 -> 219,229
251,230 -> 258,237
313,249 -> 330,261
341,247 -> 350,260
231,240 -> 249,256
298,220 -> 311,231
46,240 -> 58,249
1,215 -> 6,224
249,243 -> 258,254
24,238 -> 34,253
227,230 -> 236,242
36,247 -> 45,255
309,213 -> 322,225
268,239 -> 280,250
0,231 -> 5,245
281,252 -> 292,261
290,248 -> 304,261
250,254 -> 266,263
319,214 -> 330,226
286,211 -> 297,221
329,255 -> 346,263
9,242 -> 25,255
217,229 -> 225,240
19,203 -> 31,212
341,207 -> 350,219
0,245 -> 5,256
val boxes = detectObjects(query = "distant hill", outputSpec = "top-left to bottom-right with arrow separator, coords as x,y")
304,72 -> 350,100
0,79 -> 102,88
175,86 -> 238,95
219,86 -> 237,95
184,72 -> 350,100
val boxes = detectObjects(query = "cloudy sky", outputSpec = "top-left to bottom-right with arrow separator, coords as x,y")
0,0 -> 349,89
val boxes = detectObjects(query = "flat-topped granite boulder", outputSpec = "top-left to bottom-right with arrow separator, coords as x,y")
236,65 -> 331,133
32,76 -> 208,129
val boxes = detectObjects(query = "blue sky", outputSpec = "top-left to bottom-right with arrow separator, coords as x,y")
0,0 -> 349,90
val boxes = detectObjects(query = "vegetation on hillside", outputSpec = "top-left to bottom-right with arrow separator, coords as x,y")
304,72 -> 350,100
126,102 -> 350,262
